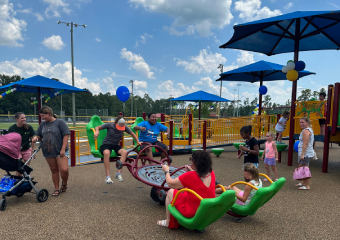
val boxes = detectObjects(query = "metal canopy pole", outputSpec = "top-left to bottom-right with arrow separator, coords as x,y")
288,18 -> 300,167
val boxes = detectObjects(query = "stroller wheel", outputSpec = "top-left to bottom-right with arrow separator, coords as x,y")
0,199 -> 7,211
16,192 -> 25,197
36,189 -> 49,203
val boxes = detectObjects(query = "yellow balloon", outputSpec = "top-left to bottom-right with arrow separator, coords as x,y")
286,70 -> 298,81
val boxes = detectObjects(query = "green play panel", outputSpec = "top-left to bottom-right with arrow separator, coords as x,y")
192,149 -> 204,152
276,144 -> 288,152
233,142 -> 245,150
212,148 -> 224,157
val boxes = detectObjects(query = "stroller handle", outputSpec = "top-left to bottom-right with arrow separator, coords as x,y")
20,139 -> 43,151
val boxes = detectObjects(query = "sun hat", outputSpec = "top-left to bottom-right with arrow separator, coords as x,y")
116,118 -> 126,131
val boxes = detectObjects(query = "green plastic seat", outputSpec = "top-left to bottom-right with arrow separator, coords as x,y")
228,177 -> 286,217
212,148 -> 224,157
276,144 -> 288,152
86,115 -> 118,158
168,189 -> 237,231
233,142 -> 245,150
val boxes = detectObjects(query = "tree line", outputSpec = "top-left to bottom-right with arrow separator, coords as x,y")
0,74 -> 326,118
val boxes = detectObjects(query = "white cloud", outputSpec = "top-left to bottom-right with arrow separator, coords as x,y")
328,2 -> 340,9
42,0 -> 71,18
135,33 -> 153,47
42,35 -> 65,50
175,49 -> 254,76
102,77 -> 115,94
284,2 -> 293,10
34,13 -> 44,21
134,80 -> 147,89
120,48 -> 156,79
0,57 -> 101,93
234,0 -> 282,22
95,37 -> 101,42
18,3 -> 22,8
236,51 -> 254,67
175,49 -> 227,75
156,80 -> 199,99
17,8 -> 32,14
0,0 -> 27,47
129,0 -> 233,37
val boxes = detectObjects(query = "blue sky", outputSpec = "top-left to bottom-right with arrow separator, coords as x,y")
0,0 -> 340,105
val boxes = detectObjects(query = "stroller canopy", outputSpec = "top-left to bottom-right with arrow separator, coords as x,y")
0,133 -> 22,159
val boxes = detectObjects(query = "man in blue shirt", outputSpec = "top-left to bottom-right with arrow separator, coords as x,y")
134,113 -> 170,159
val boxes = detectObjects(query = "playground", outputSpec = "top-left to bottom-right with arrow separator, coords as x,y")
0,143 -> 339,239
1,9 -> 340,239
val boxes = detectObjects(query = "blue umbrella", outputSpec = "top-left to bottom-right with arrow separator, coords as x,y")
0,75 -> 89,123
219,10 -> 340,167
216,60 -> 315,114
170,90 -> 230,119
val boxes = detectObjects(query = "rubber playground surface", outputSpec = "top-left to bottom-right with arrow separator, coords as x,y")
0,141 -> 339,240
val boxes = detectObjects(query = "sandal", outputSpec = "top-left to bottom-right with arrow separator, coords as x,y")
295,183 -> 303,187
60,182 -> 67,193
157,220 -> 168,228
52,190 -> 60,196
298,186 -> 310,190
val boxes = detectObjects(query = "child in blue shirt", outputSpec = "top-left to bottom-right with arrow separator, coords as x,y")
134,113 -> 170,159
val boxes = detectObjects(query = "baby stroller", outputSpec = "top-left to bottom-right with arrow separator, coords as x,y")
0,133 -> 49,211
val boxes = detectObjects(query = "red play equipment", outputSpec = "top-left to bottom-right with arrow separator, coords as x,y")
115,143 -> 187,204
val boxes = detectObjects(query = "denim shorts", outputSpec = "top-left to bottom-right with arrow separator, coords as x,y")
298,156 -> 311,166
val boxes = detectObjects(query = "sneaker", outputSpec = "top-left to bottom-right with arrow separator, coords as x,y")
116,174 -> 124,182
105,177 -> 113,184
263,178 -> 269,182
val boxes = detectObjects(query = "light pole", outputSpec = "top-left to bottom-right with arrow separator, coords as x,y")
233,89 -> 237,117
31,97 -> 36,120
237,84 -> 241,117
58,20 -> 87,127
129,80 -> 134,117
217,64 -> 224,118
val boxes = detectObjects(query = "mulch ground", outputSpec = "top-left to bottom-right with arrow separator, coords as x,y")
0,141 -> 339,240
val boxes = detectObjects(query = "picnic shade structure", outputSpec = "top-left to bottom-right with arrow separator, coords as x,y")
169,90 -> 230,120
0,75 -> 89,124
216,60 -> 315,115
219,10 -> 340,167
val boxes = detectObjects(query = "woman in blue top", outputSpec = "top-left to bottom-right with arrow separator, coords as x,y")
134,113 -> 170,160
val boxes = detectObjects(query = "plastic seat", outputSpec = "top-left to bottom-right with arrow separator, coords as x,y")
168,186 -> 237,231
227,175 -> 286,217
86,115 -> 118,158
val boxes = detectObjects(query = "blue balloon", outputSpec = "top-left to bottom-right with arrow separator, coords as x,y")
294,61 -> 305,71
294,141 -> 300,152
116,86 -> 130,102
259,85 -> 268,95
252,112 -> 254,114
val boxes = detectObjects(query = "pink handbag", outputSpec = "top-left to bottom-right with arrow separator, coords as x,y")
293,166 -> 312,180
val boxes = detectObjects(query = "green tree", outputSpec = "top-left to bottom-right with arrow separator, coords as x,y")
297,89 -> 312,101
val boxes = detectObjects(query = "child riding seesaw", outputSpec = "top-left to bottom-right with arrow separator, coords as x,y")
94,117 -> 141,184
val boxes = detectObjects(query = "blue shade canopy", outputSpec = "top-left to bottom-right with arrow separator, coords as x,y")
0,75 -> 89,95
220,10 -> 340,55
169,90 -> 230,102
217,60 -> 315,82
